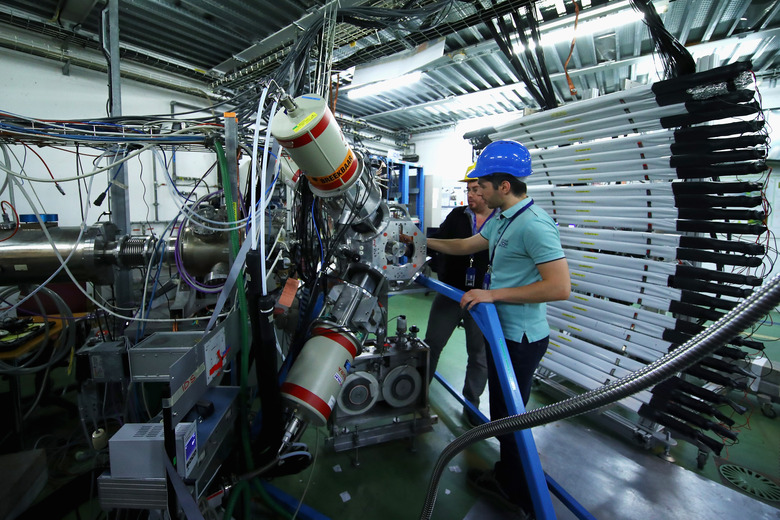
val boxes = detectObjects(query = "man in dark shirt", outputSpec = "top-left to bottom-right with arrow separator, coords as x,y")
424,165 -> 497,426
427,140 -> 570,518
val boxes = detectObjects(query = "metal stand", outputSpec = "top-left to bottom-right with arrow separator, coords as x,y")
103,0 -> 132,311
417,274 -> 595,520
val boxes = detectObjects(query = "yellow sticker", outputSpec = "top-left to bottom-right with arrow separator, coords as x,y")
293,112 -> 319,133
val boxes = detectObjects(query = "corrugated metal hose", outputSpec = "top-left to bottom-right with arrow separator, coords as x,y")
420,273 -> 780,520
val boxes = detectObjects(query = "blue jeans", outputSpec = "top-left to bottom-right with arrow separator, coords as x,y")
424,293 -> 488,407
486,335 -> 548,510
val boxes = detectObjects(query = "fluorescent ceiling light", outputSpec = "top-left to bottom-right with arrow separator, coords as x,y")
348,71 -> 423,99
513,9 -> 645,52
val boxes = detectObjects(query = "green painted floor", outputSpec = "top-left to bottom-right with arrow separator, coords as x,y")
267,291 -> 780,520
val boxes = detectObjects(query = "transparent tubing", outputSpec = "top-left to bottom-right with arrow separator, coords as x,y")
419,273 -> 780,520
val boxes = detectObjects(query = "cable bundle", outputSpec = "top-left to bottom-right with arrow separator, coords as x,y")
486,3 -> 557,109
629,0 -> 696,79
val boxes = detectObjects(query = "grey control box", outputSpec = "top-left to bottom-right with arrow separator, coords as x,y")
109,422 -> 197,479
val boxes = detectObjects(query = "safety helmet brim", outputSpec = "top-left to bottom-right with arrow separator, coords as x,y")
459,162 -> 478,182
467,140 -> 533,179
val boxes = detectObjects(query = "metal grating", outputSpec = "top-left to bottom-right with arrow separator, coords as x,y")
719,464 -> 780,502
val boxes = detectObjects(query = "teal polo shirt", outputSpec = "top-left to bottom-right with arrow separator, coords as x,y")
479,197 -> 565,343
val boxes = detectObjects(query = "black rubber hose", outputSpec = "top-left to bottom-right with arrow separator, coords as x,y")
419,273 -> 780,520
246,249 -> 283,461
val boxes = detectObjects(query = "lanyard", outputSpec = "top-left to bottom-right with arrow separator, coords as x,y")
484,200 -> 533,289
467,209 -> 497,265
470,208 -> 496,235
465,209 -> 496,287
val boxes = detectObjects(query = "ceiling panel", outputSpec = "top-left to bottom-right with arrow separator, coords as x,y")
0,0 -> 777,136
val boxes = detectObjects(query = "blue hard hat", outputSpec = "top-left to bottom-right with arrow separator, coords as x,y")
468,140 -> 532,178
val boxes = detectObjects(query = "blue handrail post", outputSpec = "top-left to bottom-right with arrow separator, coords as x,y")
416,274 -> 556,520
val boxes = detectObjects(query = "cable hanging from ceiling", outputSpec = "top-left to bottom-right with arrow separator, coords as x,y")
215,1 -> 459,96
485,1 -> 558,111
630,0 -> 696,78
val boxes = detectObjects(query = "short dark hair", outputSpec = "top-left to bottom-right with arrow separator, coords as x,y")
479,173 -> 526,196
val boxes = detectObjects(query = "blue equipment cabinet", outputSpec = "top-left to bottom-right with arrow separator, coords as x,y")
387,160 -> 425,228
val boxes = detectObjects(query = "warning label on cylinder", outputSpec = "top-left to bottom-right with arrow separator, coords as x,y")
308,150 -> 357,190
293,112 -> 318,133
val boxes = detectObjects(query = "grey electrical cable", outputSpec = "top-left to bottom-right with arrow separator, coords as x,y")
0,143 -> 12,200
0,288 -> 52,369
419,273 -> 780,520
0,284 -> 75,375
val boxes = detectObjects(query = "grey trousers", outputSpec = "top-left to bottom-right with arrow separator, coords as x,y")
423,293 -> 488,407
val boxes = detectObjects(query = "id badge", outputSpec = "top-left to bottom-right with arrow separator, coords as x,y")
482,272 -> 491,290
465,266 -> 476,287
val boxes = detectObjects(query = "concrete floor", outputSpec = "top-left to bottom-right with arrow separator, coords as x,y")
267,376 -> 779,520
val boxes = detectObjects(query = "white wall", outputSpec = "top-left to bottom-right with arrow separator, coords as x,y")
413,113 -> 520,229
0,47 -> 219,230
412,127 -> 472,230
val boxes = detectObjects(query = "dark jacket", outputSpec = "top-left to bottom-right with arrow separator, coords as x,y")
431,206 -> 492,291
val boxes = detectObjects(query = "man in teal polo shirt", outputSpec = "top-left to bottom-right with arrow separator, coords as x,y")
426,139 -> 570,517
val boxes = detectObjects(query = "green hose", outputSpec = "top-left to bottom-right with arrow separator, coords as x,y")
215,141 -> 292,520
223,480 -> 248,519
214,140 -> 251,435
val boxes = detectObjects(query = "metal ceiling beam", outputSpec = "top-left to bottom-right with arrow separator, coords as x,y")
0,3 -> 212,79
676,0 -> 694,45
184,0 -> 281,39
361,26 -> 780,132
0,24 -> 213,98
701,0 -> 731,42
726,0 -> 751,37
759,0 -> 780,30
331,0 -> 536,71
122,0 -> 245,63
336,1 -> 654,103
210,0 -> 369,76
360,82 -> 529,121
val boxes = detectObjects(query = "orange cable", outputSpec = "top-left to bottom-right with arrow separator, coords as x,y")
564,1 -> 581,97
